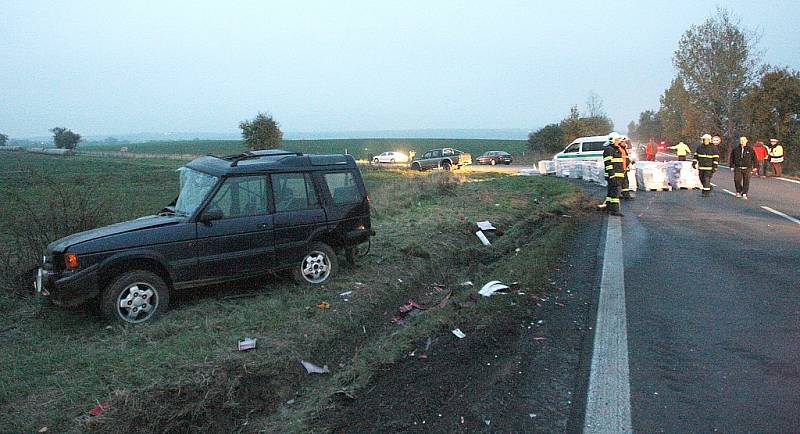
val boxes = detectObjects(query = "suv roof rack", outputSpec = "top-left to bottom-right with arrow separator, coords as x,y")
207,150 -> 304,167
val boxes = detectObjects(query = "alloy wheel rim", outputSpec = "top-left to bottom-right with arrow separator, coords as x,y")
116,282 -> 158,323
301,251 -> 331,283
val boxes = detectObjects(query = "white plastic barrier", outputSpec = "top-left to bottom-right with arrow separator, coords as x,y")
636,161 -> 671,191
537,160 -> 556,175
583,160 -> 607,186
665,161 -> 702,190
626,167 -> 637,191
0,146 -> 23,152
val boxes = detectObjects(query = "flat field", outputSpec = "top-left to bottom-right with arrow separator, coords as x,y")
83,138 -> 531,161
0,152 -> 583,433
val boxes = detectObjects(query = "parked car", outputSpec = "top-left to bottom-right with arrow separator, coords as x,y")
34,150 -> 374,324
476,151 -> 513,165
372,151 -> 409,164
409,148 -> 472,171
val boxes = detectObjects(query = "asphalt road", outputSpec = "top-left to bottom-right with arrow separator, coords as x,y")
583,153 -> 800,432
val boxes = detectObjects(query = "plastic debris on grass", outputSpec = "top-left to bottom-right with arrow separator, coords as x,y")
476,221 -> 496,231
238,338 -> 257,351
300,360 -> 330,374
478,280 -> 511,297
452,328 -> 466,339
88,400 -> 112,417
316,301 -> 331,309
475,231 -> 491,246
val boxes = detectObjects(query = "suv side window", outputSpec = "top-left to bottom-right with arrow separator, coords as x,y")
422,151 -> 433,159
272,173 -> 319,212
564,143 -> 580,153
433,150 -> 442,158
443,149 -> 454,156
324,171 -> 363,205
581,141 -> 606,152
207,176 -> 268,218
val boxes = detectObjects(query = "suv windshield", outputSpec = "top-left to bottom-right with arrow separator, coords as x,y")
174,167 -> 218,216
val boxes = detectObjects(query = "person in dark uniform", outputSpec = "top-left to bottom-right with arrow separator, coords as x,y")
694,133 -> 720,197
729,136 -> 758,199
601,132 -> 626,216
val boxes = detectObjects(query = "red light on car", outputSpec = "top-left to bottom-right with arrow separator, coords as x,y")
65,253 -> 79,270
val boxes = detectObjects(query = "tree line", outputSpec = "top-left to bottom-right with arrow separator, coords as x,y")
628,8 -> 799,167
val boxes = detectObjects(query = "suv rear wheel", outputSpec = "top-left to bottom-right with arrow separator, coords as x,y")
293,242 -> 338,285
101,270 -> 169,324
441,160 -> 452,171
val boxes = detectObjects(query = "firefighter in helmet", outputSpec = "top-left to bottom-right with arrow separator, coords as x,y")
694,133 -> 720,197
600,132 -> 626,216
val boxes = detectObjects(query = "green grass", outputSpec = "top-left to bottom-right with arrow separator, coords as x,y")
0,153 -> 582,433
83,138 -> 531,161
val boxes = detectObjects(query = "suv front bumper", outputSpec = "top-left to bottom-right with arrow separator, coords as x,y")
35,264 -> 100,307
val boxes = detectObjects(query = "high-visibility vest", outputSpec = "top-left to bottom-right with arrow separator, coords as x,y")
771,145 -> 784,163
670,142 -> 691,156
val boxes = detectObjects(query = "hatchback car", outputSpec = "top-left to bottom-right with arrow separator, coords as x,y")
476,151 -> 513,165
372,151 -> 409,164
35,150 -> 374,324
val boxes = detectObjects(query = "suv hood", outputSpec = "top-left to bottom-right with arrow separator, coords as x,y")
48,215 -> 184,253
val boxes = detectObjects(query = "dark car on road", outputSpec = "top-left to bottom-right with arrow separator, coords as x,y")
409,147 -> 472,171
35,150 -> 374,324
476,151 -> 513,165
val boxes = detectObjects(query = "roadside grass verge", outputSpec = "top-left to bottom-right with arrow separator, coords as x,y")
0,153 -> 583,433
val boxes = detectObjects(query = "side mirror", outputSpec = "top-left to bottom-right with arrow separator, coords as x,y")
199,209 -> 223,224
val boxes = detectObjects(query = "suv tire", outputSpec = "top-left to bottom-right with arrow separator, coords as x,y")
412,162 -> 422,171
101,270 -> 169,324
373,158 -> 379,164
293,242 -> 338,285
442,160 -> 452,171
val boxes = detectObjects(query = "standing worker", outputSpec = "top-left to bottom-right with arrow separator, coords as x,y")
645,141 -> 657,161
769,138 -> 784,177
620,136 -> 635,200
670,141 -> 691,161
753,140 -> 769,177
729,136 -> 758,199
694,134 -> 720,197
599,132 -> 626,216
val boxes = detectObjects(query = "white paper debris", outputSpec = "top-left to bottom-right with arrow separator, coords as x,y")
452,328 -> 466,339
339,291 -> 353,296
478,280 -> 510,297
476,231 -> 491,246
476,221 -> 496,231
300,360 -> 330,374
238,338 -> 257,351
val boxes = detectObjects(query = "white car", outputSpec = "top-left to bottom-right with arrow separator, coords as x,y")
372,151 -> 409,164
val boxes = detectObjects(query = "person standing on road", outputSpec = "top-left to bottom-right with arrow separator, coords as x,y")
729,136 -> 758,199
670,141 -> 691,161
645,141 -> 657,161
769,138 -> 784,177
753,140 -> 769,177
620,136 -> 635,201
599,132 -> 626,216
694,134 -> 720,197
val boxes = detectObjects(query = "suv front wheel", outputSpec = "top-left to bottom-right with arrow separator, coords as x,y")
293,242 -> 338,285
101,270 -> 170,324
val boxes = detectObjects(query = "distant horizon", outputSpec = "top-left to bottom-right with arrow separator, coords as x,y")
10,127 -> 532,143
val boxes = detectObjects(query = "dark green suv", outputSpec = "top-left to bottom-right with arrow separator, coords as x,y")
35,150 -> 374,323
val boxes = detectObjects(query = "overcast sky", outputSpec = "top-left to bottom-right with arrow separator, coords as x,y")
2,0 -> 799,138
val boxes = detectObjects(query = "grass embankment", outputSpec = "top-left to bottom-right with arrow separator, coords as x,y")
0,153 -> 583,433
83,138 -> 534,163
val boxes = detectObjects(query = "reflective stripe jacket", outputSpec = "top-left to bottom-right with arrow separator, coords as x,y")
771,145 -> 784,163
694,144 -> 720,172
603,144 -> 626,182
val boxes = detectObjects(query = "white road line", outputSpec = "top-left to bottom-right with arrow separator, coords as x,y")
777,177 -> 800,185
761,206 -> 800,225
583,217 -> 632,433
711,183 -> 717,187
722,189 -> 737,196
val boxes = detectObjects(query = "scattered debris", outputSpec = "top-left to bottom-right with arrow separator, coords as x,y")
533,337 -> 547,341
460,281 -> 474,287
339,291 -> 353,296
287,399 -> 296,405
452,328 -> 466,339
555,301 -> 566,307
300,360 -> 330,374
399,299 -> 424,313
88,400 -> 111,417
424,336 -> 432,351
316,302 -> 331,310
398,278 -> 403,283
560,214 -> 572,218
38,428 -> 48,433
476,220 -> 496,231
238,338 -> 257,351
478,280 -> 510,297
475,230 -> 491,246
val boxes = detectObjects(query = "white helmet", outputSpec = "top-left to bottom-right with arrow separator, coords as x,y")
608,132 -> 621,142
